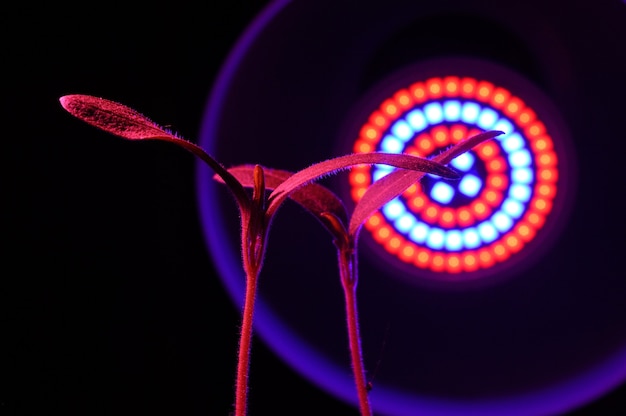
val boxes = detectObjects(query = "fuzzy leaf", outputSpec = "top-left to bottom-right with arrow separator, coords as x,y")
348,130 -> 504,236
218,165 -> 349,239
266,152 -> 459,218
60,94 -> 175,140
59,94 -> 249,209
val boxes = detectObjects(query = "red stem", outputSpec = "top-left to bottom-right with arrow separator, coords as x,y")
235,264 -> 258,416
233,216 -> 256,416
338,244 -> 372,416
234,211 -> 267,416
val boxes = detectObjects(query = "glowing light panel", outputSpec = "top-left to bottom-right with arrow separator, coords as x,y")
349,76 -> 561,277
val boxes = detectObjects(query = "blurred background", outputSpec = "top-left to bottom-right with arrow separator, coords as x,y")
7,0 -> 626,415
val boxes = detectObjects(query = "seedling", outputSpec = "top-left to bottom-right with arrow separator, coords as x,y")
60,94 -> 501,415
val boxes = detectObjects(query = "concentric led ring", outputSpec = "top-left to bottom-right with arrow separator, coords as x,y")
349,76 -> 559,277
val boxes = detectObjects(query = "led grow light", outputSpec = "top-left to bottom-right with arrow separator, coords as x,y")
349,74 -> 563,279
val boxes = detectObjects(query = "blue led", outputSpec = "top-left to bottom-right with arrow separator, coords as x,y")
409,221 -> 429,243
502,199 -> 524,219
443,100 -> 462,121
445,230 -> 463,251
431,182 -> 455,204
406,109 -> 427,132
502,133 -> 525,152
373,166 -> 393,181
383,198 -> 405,220
478,222 -> 498,243
492,211 -> 513,232
459,174 -> 482,197
395,213 -> 416,233
509,149 -> 532,168
462,228 -> 482,249
424,102 -> 444,124
451,152 -> 475,171
381,134 -> 403,153
391,120 -> 414,142
477,108 -> 499,130
426,227 -> 445,249
512,167 -> 534,184
509,184 -> 532,202
461,102 -> 481,123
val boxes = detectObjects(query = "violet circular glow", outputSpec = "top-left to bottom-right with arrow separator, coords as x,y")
196,1 -> 626,414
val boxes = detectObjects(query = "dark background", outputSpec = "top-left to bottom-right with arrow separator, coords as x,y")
6,1 -> 626,415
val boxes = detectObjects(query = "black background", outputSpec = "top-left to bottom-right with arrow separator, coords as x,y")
6,1 -> 626,415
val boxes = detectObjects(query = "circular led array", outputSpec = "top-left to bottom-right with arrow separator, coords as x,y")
349,76 -> 559,277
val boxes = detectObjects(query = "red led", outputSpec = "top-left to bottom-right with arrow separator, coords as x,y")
409,82 -> 428,103
476,81 -> 495,103
425,78 -> 445,99
490,87 -> 511,109
394,89 -> 414,110
443,76 -> 461,96
459,77 -> 478,98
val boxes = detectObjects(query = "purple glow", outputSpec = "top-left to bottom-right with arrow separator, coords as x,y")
366,346 -> 626,416
196,1 -> 626,414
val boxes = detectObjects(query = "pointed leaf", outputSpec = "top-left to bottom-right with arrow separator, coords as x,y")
433,130 -> 505,165
59,94 -> 249,209
348,130 -> 504,235
217,165 -> 349,240
266,152 -> 459,218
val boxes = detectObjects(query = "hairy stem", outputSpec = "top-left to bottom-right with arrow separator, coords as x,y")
338,243 -> 372,416
233,212 -> 251,416
235,263 -> 258,416
235,209 -> 267,416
